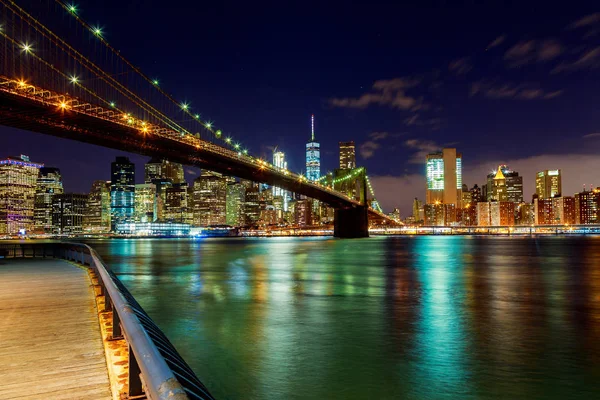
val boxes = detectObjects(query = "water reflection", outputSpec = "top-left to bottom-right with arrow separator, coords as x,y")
86,236 -> 600,399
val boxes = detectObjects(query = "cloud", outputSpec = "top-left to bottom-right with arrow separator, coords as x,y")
470,81 -> 563,100
369,132 -> 389,140
583,132 -> 600,139
369,174 -> 425,215
329,77 -> 423,111
359,141 -> 380,159
552,46 -> 600,73
464,154 -> 600,201
504,40 -> 563,67
404,139 -> 440,163
538,40 -> 564,61
403,114 -> 442,129
448,57 -> 472,75
568,13 -> 600,29
487,35 -> 506,50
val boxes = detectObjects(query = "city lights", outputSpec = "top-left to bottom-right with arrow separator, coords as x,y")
20,42 -> 32,54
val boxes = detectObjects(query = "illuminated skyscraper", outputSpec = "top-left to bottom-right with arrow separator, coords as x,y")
34,167 -> 63,233
193,171 -> 227,226
272,151 -> 289,211
110,156 -> 135,231
226,182 -> 246,227
144,158 -> 163,183
425,148 -> 462,207
536,169 -> 562,199
306,114 -> 320,181
485,165 -> 523,203
52,193 -> 88,234
84,180 -> 111,232
134,183 -> 157,223
162,160 -> 185,184
145,158 -> 185,184
0,155 -> 42,235
339,141 -> 356,169
165,183 -> 192,224
575,189 -> 599,224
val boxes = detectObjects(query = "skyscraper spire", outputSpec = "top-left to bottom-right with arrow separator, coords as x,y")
311,114 -> 315,141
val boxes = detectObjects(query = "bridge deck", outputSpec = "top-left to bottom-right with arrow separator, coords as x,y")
0,258 -> 111,399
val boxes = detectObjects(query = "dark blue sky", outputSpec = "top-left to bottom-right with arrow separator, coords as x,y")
3,0 -> 600,214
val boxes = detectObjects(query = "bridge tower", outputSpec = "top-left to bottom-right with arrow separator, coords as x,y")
333,168 -> 369,238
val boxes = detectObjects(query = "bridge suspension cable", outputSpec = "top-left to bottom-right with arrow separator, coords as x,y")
1,0 -> 194,137
54,0 -> 248,152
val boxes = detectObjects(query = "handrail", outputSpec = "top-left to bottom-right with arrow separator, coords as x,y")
0,242 -> 215,400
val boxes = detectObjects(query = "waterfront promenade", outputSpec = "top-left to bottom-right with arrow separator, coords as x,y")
0,258 -> 111,399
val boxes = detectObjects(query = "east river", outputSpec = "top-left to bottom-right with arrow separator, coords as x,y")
87,236 -> 600,399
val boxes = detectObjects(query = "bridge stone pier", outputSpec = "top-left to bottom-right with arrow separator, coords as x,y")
334,205 -> 369,238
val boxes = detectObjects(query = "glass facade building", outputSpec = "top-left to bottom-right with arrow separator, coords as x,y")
193,172 -> 227,226
84,180 -> 111,232
306,115 -> 320,181
272,151 -> 289,211
0,155 -> 43,235
52,193 -> 88,234
34,167 -> 63,233
425,148 -> 462,207
110,156 -> 135,231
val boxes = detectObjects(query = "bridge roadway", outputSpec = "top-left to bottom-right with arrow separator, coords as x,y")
0,258 -> 112,399
0,76 -> 394,234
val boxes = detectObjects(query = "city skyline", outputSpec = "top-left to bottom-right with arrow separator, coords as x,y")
2,1 -> 600,216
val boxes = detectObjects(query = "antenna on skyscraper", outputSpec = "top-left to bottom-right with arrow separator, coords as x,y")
311,114 -> 315,141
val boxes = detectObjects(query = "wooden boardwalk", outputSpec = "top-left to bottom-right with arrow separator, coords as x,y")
0,258 -> 112,400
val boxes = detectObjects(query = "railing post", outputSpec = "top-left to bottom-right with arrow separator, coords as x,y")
128,345 -> 144,397
112,308 -> 122,339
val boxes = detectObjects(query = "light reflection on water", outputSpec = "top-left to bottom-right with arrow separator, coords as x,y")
86,236 -> 600,399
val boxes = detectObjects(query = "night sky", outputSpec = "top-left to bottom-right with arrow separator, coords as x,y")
3,0 -> 600,215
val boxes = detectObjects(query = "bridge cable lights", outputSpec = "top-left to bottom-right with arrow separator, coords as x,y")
69,75 -> 79,84
58,0 -> 250,151
180,102 -> 189,111
20,42 -> 33,54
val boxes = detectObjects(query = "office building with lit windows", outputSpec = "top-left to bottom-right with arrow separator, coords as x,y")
145,158 -> 185,185
52,193 -> 88,235
84,180 -> 111,233
134,183 -> 157,223
485,165 -> 523,203
339,141 -> 356,170
536,169 -> 561,199
226,182 -> 246,227
0,155 -> 42,235
110,156 -> 135,231
575,189 -> 599,224
193,171 -> 227,226
272,151 -> 289,211
306,115 -> 320,182
34,167 -> 63,233
425,148 -> 462,207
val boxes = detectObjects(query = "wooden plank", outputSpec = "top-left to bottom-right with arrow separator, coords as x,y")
0,259 -> 112,399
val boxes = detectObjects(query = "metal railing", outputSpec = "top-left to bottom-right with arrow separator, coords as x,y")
0,242 -> 215,400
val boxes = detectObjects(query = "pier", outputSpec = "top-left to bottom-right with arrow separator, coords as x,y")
0,242 -> 215,400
